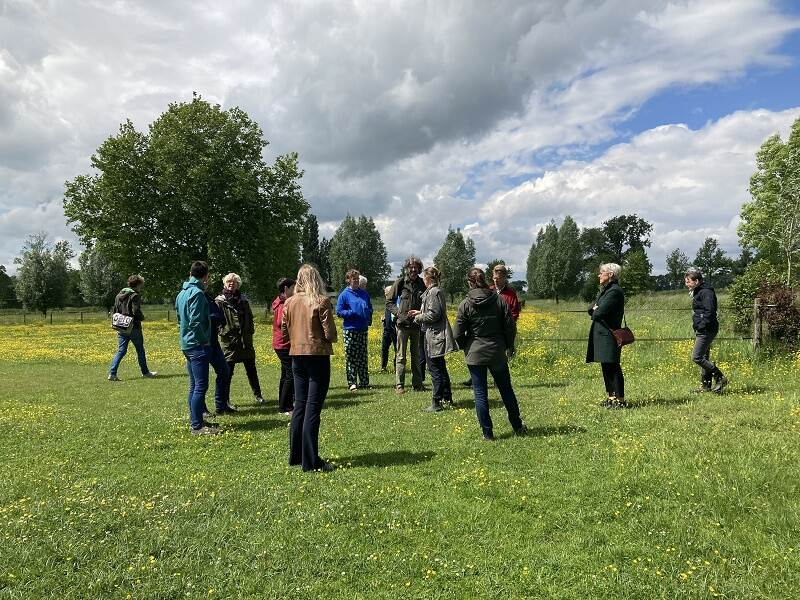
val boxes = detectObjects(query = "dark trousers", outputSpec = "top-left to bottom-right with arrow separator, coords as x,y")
601,363 -> 625,398
228,357 -> 262,398
289,355 -> 331,471
427,355 -> 452,402
274,348 -> 294,412
381,326 -> 397,370
208,341 -> 231,412
692,329 -> 720,384
184,345 -> 211,430
468,363 -> 523,438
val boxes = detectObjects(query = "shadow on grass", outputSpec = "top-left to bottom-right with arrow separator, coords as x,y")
230,418 -> 288,433
147,373 -> 186,380
496,425 -> 587,440
627,395 -> 693,409
325,398 -> 375,410
515,382 -> 569,389
327,389 -> 378,400
334,450 -> 435,469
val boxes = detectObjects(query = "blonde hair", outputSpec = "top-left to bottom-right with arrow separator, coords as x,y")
295,264 -> 327,305
223,272 -> 242,287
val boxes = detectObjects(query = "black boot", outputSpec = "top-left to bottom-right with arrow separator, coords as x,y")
711,368 -> 728,393
423,398 -> 443,412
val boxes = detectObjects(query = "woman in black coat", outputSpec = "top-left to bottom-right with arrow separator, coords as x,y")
586,263 -> 626,409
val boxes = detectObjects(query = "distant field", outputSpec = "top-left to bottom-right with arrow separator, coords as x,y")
1,295 -> 799,598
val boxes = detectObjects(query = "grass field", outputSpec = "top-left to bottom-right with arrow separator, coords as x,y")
1,293 -> 800,598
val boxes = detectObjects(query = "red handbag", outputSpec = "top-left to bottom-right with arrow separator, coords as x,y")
608,316 -> 635,348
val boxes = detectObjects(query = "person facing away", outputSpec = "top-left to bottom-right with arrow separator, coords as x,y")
272,277 -> 296,415
108,274 -> 157,381
386,256 -> 427,394
407,266 -> 458,412
685,267 -> 728,393
175,260 -> 218,436
215,273 -> 263,405
380,284 -> 398,371
454,267 -> 527,441
336,269 -> 373,391
586,263 -> 626,409
281,263 -> 338,472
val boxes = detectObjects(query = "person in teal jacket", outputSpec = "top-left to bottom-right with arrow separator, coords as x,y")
175,261 -> 216,435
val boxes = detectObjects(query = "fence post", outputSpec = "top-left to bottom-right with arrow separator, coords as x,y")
752,298 -> 761,351
23,311 -> 26,324
167,309 -> 170,322
80,311 -> 83,323
50,311 -> 53,325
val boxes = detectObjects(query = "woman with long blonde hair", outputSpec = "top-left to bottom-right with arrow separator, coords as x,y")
281,264 -> 338,472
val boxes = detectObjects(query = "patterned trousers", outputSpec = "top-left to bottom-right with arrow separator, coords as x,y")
343,329 -> 369,387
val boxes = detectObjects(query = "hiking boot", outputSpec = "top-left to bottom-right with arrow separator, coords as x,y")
142,371 -> 158,378
108,374 -> 121,381
712,376 -> 729,393
514,424 -> 529,436
191,425 -> 220,436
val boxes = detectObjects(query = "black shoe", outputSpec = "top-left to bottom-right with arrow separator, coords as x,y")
514,424 -> 528,436
462,379 -> 473,388
600,398 -> 613,407
423,402 -> 443,413
606,399 -> 627,410
304,460 -> 336,472
413,385 -> 427,392
215,405 -> 238,416
191,425 -> 220,436
712,376 -> 728,393
482,433 -> 496,442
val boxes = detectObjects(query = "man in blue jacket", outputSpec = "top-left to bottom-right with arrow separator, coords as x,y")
336,269 -> 373,390
176,260 -> 218,435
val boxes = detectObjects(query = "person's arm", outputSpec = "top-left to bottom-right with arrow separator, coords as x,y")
187,293 -> 210,345
591,288 -> 622,321
415,290 -> 444,325
453,303 -> 468,349
386,281 -> 400,318
281,299 -> 291,344
320,298 -> 338,343
695,289 -> 715,330
131,293 -> 145,322
501,297 -> 517,355
366,295 -> 374,325
336,291 -> 352,318
245,300 -> 255,335
510,291 -> 521,321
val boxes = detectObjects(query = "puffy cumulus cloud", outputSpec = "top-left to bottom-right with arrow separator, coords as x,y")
478,107 -> 800,275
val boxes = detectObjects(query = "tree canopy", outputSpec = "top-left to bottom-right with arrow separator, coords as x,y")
14,234 -> 74,315
63,95 -> 307,299
79,247 -> 124,309
328,215 -> 390,296
665,248 -> 690,289
693,237 -> 732,289
434,227 -> 476,302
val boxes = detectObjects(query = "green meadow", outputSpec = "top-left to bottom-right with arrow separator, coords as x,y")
1,293 -> 799,598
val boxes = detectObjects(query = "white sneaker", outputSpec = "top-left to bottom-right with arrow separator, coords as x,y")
349,384 -> 357,391
108,374 -> 121,381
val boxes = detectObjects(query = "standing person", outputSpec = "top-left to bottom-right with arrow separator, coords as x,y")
108,275 -> 157,381
380,285 -> 398,371
586,263 -> 626,409
407,267 -> 458,412
205,290 -> 233,416
387,256 -> 426,394
454,268 -> 527,441
215,273 -> 263,406
272,277 -> 296,415
176,261 -> 218,436
281,264 -> 338,472
336,269 -> 373,391
685,267 -> 728,393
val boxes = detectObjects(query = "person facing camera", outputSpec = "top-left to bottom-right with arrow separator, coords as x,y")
387,256 -> 427,394
685,267 -> 728,393
454,267 -> 527,441
336,269 -> 373,391
281,264 -> 338,472
586,263 -> 626,409
272,277 -> 296,415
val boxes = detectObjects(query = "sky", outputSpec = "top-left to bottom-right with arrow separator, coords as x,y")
1,0 -> 799,279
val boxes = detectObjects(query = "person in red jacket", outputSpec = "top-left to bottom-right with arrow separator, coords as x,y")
272,277 -> 296,415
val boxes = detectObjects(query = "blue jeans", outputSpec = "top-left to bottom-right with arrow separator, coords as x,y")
184,345 -> 211,430
109,327 -> 150,376
468,363 -> 523,438
209,341 -> 231,412
289,355 -> 331,471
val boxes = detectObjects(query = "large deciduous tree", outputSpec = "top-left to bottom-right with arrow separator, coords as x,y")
0,265 -> 19,308
301,214 -> 321,267
328,215 -> 390,296
665,248 -> 690,289
693,237 -> 733,289
63,95 -> 308,299
79,247 -> 124,309
739,117 -> 800,284
434,227 -> 476,303
14,234 -> 75,315
602,214 -> 653,264
621,248 -> 652,296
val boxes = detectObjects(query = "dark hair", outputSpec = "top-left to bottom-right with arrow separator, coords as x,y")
467,267 -> 488,289
277,277 -> 296,294
404,256 -> 423,272
685,267 -> 703,282
127,274 -> 144,289
423,266 -> 441,284
190,260 -> 209,279
345,268 -> 360,281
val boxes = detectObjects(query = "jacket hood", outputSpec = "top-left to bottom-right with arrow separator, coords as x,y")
182,277 -> 204,291
466,287 -> 496,306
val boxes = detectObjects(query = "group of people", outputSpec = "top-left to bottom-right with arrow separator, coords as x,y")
107,256 -> 728,471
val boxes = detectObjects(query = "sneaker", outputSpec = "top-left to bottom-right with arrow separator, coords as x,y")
349,384 -> 358,392
255,396 -> 266,404
607,399 -> 627,410
712,376 -> 729,393
142,371 -> 158,378
108,374 -> 121,381
395,386 -> 405,395
514,424 -> 529,436
191,425 -> 220,436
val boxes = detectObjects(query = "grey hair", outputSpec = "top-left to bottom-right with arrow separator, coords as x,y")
599,263 -> 621,280
404,255 -> 423,271
222,272 -> 242,287
359,275 -> 367,288
684,266 -> 703,281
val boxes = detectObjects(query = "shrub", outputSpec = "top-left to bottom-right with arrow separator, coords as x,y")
726,261 -> 781,332
757,283 -> 800,347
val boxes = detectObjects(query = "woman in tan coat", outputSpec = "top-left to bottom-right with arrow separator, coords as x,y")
281,264 -> 338,472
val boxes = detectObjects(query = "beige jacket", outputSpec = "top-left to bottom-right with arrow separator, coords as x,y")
281,294 -> 338,356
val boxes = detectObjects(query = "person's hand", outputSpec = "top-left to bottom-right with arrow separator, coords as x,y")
506,347 -> 515,359
407,309 -> 420,317
592,304 -> 598,310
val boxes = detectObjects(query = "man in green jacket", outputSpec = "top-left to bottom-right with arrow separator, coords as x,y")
175,261 -> 217,435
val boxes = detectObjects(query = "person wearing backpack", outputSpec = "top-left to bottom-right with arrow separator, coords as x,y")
108,275 -> 157,381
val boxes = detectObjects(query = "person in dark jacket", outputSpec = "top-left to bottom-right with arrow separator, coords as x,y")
586,263 -> 626,409
380,285 -> 398,371
685,267 -> 728,393
336,269 -> 373,391
272,277 -> 296,415
387,256 -> 427,393
206,290 -> 233,415
108,274 -> 157,381
408,266 -> 458,412
454,268 -> 527,441
216,273 -> 263,406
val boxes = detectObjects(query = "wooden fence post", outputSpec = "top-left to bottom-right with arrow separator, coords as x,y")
752,298 -> 761,350
50,311 -> 53,325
